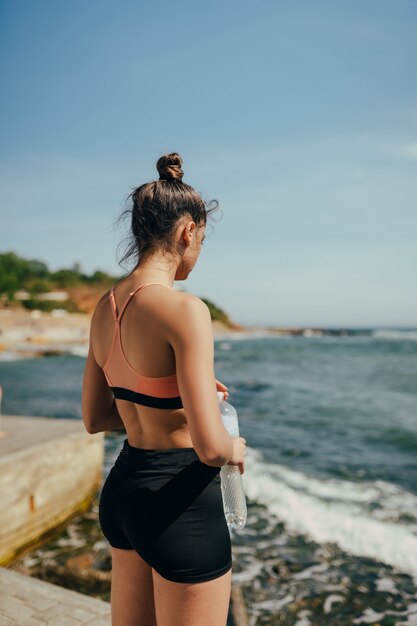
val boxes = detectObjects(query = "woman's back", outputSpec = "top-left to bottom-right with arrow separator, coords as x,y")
91,278 -> 195,449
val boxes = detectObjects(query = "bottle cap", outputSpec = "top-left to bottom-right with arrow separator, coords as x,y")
217,391 -> 225,402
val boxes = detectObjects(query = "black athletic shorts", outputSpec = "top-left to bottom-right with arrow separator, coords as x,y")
98,437 -> 233,583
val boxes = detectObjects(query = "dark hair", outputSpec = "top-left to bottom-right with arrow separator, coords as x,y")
115,152 -> 220,270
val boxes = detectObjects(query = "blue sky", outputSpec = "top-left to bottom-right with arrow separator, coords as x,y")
1,1 -> 416,327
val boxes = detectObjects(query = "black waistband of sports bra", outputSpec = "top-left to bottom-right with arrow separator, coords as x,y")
111,387 -> 184,409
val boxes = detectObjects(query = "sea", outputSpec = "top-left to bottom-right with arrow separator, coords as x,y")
1,327 -> 417,625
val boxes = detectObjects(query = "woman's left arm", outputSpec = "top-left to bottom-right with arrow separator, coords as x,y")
81,335 -> 125,435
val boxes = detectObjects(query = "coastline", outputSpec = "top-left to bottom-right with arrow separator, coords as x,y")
0,309 -> 397,361
0,309 -> 277,360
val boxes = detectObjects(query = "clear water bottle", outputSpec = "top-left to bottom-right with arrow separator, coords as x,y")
217,391 -> 247,530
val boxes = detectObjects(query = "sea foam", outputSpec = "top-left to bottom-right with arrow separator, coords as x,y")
242,446 -> 417,580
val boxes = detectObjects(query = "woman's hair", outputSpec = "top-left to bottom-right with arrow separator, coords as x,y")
115,152 -> 220,270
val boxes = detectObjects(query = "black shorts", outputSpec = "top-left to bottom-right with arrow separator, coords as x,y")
98,438 -> 233,583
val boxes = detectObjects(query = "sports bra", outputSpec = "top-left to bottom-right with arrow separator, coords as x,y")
103,282 -> 184,409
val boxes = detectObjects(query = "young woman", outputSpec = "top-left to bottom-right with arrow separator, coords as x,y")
82,152 -> 247,626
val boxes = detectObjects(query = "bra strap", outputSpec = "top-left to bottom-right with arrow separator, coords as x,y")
116,282 -> 172,324
109,289 -> 118,321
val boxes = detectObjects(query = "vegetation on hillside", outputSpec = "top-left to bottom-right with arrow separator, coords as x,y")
201,298 -> 232,325
0,251 -> 235,325
0,251 -> 117,313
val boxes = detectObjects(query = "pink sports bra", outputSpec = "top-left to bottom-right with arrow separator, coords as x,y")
103,282 -> 183,409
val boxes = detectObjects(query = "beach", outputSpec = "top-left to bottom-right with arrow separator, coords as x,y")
0,308 -> 273,361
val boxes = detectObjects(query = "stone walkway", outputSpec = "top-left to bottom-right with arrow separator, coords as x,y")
0,567 -> 246,625
0,567 -> 110,626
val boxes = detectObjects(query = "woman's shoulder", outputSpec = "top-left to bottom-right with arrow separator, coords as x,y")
89,290 -> 112,331
94,288 -> 111,312
172,289 -> 211,315
165,290 -> 212,340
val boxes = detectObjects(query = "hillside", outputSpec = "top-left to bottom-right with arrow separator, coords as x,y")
0,251 -> 244,329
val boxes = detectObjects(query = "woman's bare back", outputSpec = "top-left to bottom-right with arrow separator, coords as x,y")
91,279 -> 195,449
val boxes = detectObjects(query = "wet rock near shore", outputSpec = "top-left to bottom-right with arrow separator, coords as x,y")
228,501 -> 417,625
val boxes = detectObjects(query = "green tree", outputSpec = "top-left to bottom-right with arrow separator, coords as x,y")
201,298 -> 230,324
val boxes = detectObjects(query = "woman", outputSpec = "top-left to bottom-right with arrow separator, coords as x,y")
81,152 -> 247,626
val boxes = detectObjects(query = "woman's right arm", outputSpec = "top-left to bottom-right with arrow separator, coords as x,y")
167,294 -> 235,467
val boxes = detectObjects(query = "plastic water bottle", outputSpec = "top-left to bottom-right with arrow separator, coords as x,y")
217,391 -> 247,530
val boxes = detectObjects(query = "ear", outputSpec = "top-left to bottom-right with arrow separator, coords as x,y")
180,219 -> 195,245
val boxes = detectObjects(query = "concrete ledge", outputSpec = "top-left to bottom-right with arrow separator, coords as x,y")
0,415 -> 104,566
0,566 -> 110,625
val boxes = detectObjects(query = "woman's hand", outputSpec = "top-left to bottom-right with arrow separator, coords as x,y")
227,436 -> 247,474
215,379 -> 229,401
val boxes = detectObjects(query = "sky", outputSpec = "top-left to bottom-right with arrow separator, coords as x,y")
1,0 -> 416,328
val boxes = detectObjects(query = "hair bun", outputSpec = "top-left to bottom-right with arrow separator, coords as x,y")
156,152 -> 184,182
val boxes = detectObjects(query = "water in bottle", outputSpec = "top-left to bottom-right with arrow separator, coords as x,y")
217,391 -> 247,530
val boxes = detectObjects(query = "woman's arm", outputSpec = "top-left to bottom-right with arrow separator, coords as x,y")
168,295 -> 234,466
81,334 -> 125,434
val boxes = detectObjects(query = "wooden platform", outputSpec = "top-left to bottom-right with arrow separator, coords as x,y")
0,415 -> 104,566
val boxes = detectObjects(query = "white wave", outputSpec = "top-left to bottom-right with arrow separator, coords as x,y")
294,610 -> 313,626
68,345 -> 89,357
242,447 -> 417,579
372,329 -> 417,340
303,329 -> 324,337
0,351 -> 36,361
353,605 -> 417,625
375,576 -> 398,594
214,330 -> 278,341
0,345 -> 89,359
267,463 -> 417,521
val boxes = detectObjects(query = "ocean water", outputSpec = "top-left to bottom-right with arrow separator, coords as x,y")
1,328 -> 417,625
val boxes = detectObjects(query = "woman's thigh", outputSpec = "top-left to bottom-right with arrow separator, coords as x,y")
152,567 -> 232,626
110,546 -> 157,626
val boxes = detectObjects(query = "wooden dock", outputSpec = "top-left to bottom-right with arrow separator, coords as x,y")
0,414 -> 104,566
